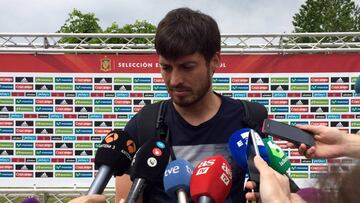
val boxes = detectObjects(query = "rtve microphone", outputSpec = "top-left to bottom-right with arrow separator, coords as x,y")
262,137 -> 299,192
125,138 -> 170,203
163,159 -> 194,203
88,129 -> 137,195
190,155 -> 232,203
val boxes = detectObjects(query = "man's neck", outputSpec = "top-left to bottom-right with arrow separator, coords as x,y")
173,91 -> 221,126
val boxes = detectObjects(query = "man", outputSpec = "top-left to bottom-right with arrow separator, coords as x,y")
116,7 -> 267,203
70,7 -> 269,203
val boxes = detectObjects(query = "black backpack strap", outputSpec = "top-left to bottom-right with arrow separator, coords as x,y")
137,100 -> 164,145
136,99 -> 176,160
240,100 -> 268,138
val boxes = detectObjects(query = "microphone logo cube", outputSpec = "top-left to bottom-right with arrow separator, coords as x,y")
220,173 -> 230,186
195,167 -> 209,175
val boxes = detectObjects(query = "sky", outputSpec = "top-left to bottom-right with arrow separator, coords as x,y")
0,0 -> 359,34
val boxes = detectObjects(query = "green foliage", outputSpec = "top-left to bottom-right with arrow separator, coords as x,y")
99,20 -> 156,44
292,0 -> 360,42
58,9 -> 156,45
58,9 -> 102,43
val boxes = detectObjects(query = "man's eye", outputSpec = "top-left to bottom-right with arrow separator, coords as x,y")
183,65 -> 195,70
161,65 -> 171,71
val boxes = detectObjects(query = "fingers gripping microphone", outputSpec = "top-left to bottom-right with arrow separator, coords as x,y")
125,138 -> 170,203
262,137 -> 299,192
163,160 -> 194,203
190,156 -> 233,203
88,130 -> 137,195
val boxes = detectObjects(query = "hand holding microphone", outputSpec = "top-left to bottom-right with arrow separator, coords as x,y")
245,155 -> 293,203
245,134 -> 303,203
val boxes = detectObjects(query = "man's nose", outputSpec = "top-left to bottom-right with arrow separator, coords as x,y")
169,69 -> 184,87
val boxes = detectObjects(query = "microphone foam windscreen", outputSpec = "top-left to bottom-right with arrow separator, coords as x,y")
228,128 -> 250,171
95,129 -> 137,176
262,137 -> 291,174
163,159 -> 194,200
229,128 -> 270,172
190,155 -> 232,203
130,138 -> 170,183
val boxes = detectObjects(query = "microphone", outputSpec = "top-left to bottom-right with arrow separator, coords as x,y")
262,137 -> 290,174
262,137 -> 299,192
163,159 -> 194,203
125,138 -> 170,203
355,75 -> 360,94
228,128 -> 270,173
190,155 -> 232,203
228,128 -> 270,192
88,130 -> 137,195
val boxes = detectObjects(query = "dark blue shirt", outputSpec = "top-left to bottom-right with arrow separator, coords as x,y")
125,94 -> 251,203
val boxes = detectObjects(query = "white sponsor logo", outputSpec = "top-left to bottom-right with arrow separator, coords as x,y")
220,173 -> 230,186
164,166 -> 179,177
196,167 -> 209,175
147,157 -> 157,167
221,162 -> 232,180
197,159 -> 215,168
236,139 -> 244,148
186,165 -> 193,175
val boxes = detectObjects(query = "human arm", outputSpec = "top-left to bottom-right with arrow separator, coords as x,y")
288,125 -> 360,159
245,156 -> 293,203
115,174 -> 133,203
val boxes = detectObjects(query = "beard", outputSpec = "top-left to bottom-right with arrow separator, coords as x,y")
169,73 -> 212,107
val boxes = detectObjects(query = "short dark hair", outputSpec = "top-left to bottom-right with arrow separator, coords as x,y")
155,7 -> 221,62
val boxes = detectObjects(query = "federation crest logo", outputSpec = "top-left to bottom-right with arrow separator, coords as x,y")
100,57 -> 111,72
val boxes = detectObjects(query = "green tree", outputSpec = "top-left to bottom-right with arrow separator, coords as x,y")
100,20 -> 156,44
58,9 -> 102,43
292,0 -> 360,42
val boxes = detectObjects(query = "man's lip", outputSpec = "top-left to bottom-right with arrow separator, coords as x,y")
171,89 -> 191,96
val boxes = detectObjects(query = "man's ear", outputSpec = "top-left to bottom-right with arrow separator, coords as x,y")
210,52 -> 221,74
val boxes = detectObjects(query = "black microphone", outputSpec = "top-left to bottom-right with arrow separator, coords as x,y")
87,130 -> 137,195
125,137 -> 170,203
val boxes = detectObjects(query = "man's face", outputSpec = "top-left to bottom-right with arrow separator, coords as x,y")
159,52 -> 218,107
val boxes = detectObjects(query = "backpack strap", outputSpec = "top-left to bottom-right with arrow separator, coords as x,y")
137,100 -> 167,145
240,100 -> 268,138
136,99 -> 176,159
